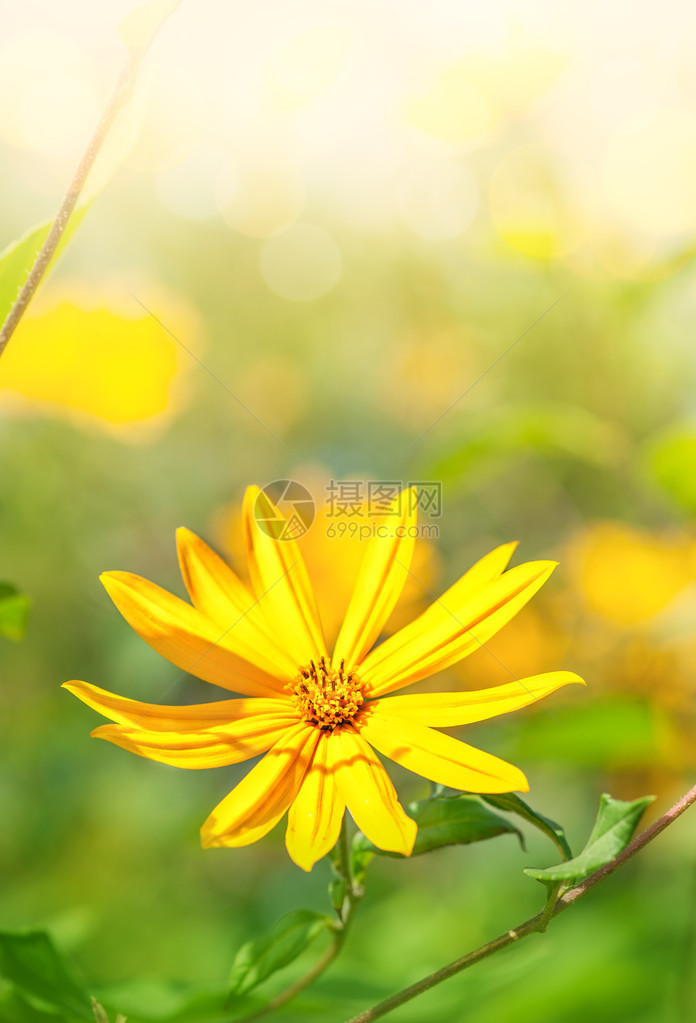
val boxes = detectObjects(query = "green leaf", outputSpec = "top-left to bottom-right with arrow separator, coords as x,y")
646,429 -> 696,513
0,930 -> 93,1020
524,793 -> 655,885
328,877 -> 347,913
0,208 -> 90,331
482,792 -> 572,860
90,977 -> 230,1023
426,404 -> 627,488
0,985 -> 65,1023
0,583 -> 31,641
352,795 -> 523,866
228,911 -> 333,999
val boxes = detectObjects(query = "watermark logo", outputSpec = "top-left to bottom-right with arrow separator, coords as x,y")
254,480 -> 316,540
255,479 -> 441,541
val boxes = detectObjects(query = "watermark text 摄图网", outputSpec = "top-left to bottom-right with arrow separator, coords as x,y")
325,480 -> 442,519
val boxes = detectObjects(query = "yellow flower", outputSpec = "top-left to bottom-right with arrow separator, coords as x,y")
569,522 -> 696,627
0,288 -> 197,431
64,487 -> 583,871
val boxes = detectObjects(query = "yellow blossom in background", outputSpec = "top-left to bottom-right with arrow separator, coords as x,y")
380,329 -> 478,429
489,144 -> 589,260
568,522 -> 696,627
0,288 -> 197,432
480,522 -> 696,802
456,605 -> 569,691
65,487 -> 582,871
406,44 -> 565,144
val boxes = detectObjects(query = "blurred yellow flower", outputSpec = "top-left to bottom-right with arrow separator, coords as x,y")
406,45 -> 565,143
489,145 -> 587,260
379,329 -> 477,429
65,487 -> 582,870
457,605 -> 569,690
0,291 -> 195,429
569,522 -> 696,626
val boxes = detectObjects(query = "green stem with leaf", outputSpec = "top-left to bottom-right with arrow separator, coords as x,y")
343,783 -> 696,1023
234,816 -> 364,1023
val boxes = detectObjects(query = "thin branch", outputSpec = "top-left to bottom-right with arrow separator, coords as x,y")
343,783 -> 696,1023
557,782 -> 696,911
0,4 -> 181,358
232,816 -> 364,1023
233,938 -> 342,1023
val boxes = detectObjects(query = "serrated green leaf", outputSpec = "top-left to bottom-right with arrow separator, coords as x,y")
0,583 -> 31,641
482,792 -> 572,860
229,911 -> 333,999
524,793 -> 654,885
0,930 -> 93,1020
0,208 -> 90,332
352,795 -> 523,865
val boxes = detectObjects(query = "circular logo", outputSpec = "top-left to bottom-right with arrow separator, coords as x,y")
254,480 -> 316,541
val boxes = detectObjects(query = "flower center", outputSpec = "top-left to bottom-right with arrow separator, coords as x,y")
289,657 -> 365,731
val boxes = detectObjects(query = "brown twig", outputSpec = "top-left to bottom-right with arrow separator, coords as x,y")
557,782 -> 696,911
0,3 -> 181,358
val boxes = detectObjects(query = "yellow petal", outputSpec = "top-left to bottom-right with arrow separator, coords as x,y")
359,712 -> 528,793
242,486 -> 327,664
201,722 -> 319,848
101,571 -> 285,697
329,726 -> 416,856
361,558 -> 556,696
176,527 -> 297,677
63,679 -> 292,730
371,672 -> 585,727
452,541 -> 519,593
285,733 -> 345,871
91,711 -> 299,769
332,488 -> 417,669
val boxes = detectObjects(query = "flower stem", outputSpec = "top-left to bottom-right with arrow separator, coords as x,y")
343,783 -> 696,1023
233,816 -> 364,1023
0,4 -> 181,358
232,940 -> 342,1023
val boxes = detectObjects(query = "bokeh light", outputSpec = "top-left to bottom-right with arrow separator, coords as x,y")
259,222 -> 342,301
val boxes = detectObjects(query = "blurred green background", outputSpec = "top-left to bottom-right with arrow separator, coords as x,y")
1,0 -> 695,1020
